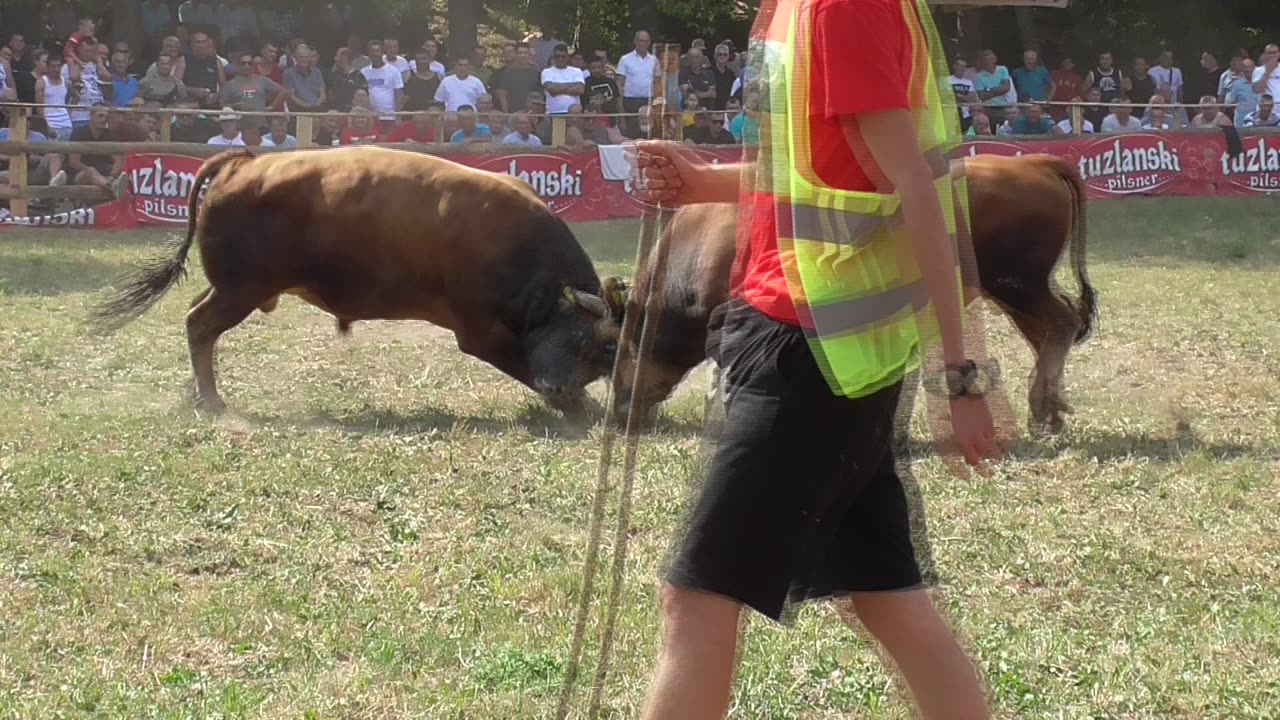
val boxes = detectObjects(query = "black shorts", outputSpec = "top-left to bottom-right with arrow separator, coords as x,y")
665,301 -> 924,622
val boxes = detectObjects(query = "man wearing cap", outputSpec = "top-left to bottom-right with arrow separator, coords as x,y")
523,90 -> 555,144
630,0 -> 1001,717
207,106 -> 245,145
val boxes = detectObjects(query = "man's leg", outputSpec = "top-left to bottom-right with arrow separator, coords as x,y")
840,590 -> 990,720
641,584 -> 743,720
75,168 -> 110,188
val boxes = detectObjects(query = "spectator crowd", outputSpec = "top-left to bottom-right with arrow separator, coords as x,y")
950,44 -> 1280,136
0,7 -> 758,171
2,1 -> 1279,203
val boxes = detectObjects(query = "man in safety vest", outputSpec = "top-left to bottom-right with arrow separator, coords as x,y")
630,0 -> 1002,718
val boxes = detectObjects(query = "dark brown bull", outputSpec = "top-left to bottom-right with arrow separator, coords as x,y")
607,153 -> 1098,432
93,147 -> 620,414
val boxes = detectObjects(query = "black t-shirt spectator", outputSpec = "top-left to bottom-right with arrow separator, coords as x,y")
686,123 -> 736,145
679,67 -> 713,100
1188,66 -> 1221,107
171,116 -> 219,143
69,125 -> 115,174
710,64 -> 736,109
585,74 -> 619,105
184,52 -> 221,93
404,72 -> 441,111
329,68 -> 367,111
498,66 -> 541,112
1084,104 -> 1108,129
1128,74 -> 1156,119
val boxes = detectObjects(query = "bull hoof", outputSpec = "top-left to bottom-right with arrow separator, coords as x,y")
194,395 -> 228,416
1029,414 -> 1065,436
540,389 -> 589,416
610,403 -> 658,432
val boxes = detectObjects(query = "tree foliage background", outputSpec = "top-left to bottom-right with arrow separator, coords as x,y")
2,0 -> 1280,68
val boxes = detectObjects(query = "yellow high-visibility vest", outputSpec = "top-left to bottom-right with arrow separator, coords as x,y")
756,0 -> 971,399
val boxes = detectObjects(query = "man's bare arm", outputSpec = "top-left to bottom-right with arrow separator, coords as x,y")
848,109 -> 966,365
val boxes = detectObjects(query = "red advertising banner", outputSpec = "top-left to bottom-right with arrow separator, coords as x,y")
3,133 -> 1273,231
125,152 -> 205,224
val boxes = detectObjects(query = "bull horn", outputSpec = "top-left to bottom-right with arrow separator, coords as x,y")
564,287 -> 610,318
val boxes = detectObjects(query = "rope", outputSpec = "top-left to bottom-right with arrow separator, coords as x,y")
554,43 -> 679,720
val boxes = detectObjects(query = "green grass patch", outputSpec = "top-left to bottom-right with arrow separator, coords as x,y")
1,198 -> 1278,718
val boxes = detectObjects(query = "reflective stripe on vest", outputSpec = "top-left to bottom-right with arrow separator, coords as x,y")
764,0 -> 971,399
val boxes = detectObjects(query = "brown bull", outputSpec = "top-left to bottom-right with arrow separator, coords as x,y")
608,153 -> 1098,432
93,147 -> 620,414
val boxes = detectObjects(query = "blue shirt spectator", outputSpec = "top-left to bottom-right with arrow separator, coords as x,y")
451,123 -> 492,143
1226,74 -> 1260,126
1011,52 -> 1053,102
0,128 -> 49,142
1012,111 -> 1055,135
110,73 -> 140,107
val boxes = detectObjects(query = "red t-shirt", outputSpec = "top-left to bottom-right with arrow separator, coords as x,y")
64,32 -> 85,65
737,0 -> 915,325
1049,69 -> 1083,119
386,121 -> 436,143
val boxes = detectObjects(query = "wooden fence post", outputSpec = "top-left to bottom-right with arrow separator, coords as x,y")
551,116 -> 566,147
159,112 -> 172,142
296,115 -> 314,148
1071,103 -> 1083,135
8,109 -> 28,217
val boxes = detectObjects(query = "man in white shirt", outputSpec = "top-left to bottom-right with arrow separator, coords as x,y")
1251,44 -> 1280,101
1101,98 -> 1144,133
616,30 -> 658,138
207,107 -> 244,145
948,58 -> 978,131
384,38 -> 411,75
1056,116 -> 1094,134
1149,50 -> 1184,104
360,41 -> 405,128
542,43 -> 585,114
502,112 -> 543,146
435,58 -> 487,112
1244,94 -> 1280,127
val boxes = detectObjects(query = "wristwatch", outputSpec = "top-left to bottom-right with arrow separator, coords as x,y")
943,359 -> 999,399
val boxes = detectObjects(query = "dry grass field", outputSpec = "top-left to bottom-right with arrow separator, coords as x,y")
1,196 -> 1278,719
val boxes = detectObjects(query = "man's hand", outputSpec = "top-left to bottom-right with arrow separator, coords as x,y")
628,140 -> 744,205
949,396 -> 998,469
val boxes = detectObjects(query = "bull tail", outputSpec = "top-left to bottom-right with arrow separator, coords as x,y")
90,149 -> 257,333
1054,157 -> 1097,345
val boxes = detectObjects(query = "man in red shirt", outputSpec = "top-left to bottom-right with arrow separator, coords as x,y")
1050,57 -> 1084,122
630,0 -> 1000,718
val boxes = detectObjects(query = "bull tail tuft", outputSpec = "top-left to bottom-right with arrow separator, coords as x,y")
89,149 -> 257,334
1056,158 -> 1097,345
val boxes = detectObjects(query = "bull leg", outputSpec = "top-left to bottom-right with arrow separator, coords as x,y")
987,294 -> 1054,432
1000,293 -> 1080,434
1032,296 -> 1084,434
186,287 -> 261,414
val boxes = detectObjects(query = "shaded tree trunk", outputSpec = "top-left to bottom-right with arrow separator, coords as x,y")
0,0 -> 46,44
447,0 -> 478,62
1014,7 -> 1039,52
113,0 -> 142,60
958,9 -> 985,62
